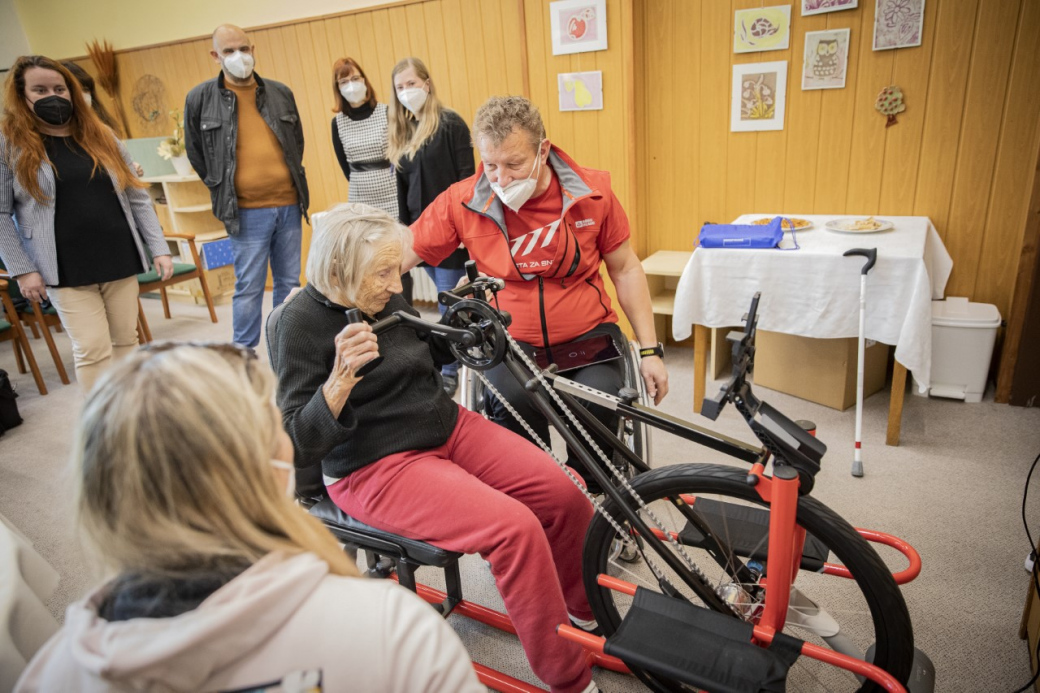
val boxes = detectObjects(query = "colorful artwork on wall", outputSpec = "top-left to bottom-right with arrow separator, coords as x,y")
802,0 -> 858,16
731,61 -> 788,132
550,0 -> 608,55
558,71 -> 603,111
802,28 -> 851,90
734,5 -> 792,54
873,0 -> 925,50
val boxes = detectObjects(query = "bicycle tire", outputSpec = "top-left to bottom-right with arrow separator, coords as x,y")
583,464 -> 914,692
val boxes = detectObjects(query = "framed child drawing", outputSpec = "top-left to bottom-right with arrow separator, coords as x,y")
550,0 -> 608,55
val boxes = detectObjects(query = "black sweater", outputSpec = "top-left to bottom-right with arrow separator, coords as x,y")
272,286 -> 458,479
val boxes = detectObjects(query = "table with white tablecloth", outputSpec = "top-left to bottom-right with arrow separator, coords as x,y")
672,215 -> 953,445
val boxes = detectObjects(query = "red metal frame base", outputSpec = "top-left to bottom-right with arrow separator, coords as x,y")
401,577 -> 630,692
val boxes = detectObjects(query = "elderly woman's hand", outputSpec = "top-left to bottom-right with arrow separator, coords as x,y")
322,322 -> 380,417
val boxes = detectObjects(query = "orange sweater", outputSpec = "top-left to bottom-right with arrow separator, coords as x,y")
228,82 -> 297,209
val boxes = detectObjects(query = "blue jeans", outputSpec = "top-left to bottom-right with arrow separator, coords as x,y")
424,265 -> 466,378
230,205 -> 302,348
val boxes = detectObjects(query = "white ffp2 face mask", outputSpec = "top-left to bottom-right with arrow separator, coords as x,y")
340,82 -> 367,105
223,51 -> 255,80
491,142 -> 547,213
397,87 -> 428,115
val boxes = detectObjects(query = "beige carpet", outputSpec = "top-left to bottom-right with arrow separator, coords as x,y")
1,292 -> 1039,691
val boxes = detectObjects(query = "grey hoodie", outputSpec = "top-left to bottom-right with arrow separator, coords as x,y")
15,552 -> 481,692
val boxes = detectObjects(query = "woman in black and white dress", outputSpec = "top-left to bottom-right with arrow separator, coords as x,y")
330,57 -> 411,300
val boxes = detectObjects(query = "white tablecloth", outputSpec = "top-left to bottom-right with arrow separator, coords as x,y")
672,215 -> 953,391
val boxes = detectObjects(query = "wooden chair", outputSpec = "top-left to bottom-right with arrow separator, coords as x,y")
0,279 -> 47,395
0,268 -> 70,386
137,233 -> 218,326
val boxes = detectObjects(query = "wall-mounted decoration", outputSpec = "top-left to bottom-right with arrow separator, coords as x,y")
802,0 -> 858,16
734,5 -> 791,54
558,71 -> 603,111
550,0 -> 607,56
731,61 -> 788,132
131,75 -> 169,137
802,28 -> 851,90
875,85 -> 906,126
873,0 -> 925,51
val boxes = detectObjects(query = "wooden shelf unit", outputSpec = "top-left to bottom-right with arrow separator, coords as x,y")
641,250 -> 692,344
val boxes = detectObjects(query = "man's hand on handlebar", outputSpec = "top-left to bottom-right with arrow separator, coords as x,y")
322,322 -> 380,417
640,355 -> 669,405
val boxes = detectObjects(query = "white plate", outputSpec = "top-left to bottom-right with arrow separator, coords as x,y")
825,218 -> 894,234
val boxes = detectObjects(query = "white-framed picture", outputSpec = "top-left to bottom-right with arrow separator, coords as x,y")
734,5 -> 792,54
731,61 -> 788,132
802,0 -> 858,16
802,28 -> 851,90
550,0 -> 608,56
558,71 -> 603,111
873,0 -> 925,50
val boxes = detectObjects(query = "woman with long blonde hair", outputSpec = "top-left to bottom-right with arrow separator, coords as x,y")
0,55 -> 173,392
15,342 -> 480,692
387,57 -> 473,395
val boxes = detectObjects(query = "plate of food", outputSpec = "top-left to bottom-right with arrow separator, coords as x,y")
824,217 -> 894,234
750,216 -> 813,231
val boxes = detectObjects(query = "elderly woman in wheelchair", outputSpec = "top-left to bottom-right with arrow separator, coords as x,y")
268,203 -> 601,693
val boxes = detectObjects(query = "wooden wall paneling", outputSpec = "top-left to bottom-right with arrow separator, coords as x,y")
420,3 -> 455,109
725,0 -> 764,224
843,17 -> 894,214
620,0 -> 639,254
943,0 -> 1022,298
334,16 -> 365,75
305,20 -> 346,211
780,11 -> 826,215
642,0 -> 674,253
439,0 -> 472,116
811,5 -> 862,214
752,3 -> 793,216
877,0 -> 937,215
478,2 -> 510,103
632,0 -> 648,256
974,0 -> 1040,318
697,0 -> 730,234
459,0 -> 490,120
386,7 -> 413,62
911,0 -> 979,238
520,0 -> 548,122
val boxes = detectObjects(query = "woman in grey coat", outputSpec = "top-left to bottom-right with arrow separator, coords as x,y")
0,55 -> 172,392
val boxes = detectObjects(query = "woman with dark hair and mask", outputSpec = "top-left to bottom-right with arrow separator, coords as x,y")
0,55 -> 173,392
58,62 -> 118,132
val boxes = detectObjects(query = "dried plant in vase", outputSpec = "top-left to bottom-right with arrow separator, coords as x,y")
86,39 -> 131,137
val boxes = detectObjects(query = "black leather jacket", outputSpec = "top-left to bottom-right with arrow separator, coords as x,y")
184,72 -> 309,235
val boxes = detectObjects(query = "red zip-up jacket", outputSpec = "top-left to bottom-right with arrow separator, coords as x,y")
411,145 -> 630,348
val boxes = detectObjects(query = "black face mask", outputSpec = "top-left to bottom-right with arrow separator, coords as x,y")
32,95 -> 73,126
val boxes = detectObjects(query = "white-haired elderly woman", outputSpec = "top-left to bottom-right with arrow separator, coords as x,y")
15,342 -> 479,692
270,202 -> 601,693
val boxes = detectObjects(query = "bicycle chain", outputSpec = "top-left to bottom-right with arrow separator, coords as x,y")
475,329 -> 744,616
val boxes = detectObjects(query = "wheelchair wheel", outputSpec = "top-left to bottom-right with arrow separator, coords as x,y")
582,464 -> 915,692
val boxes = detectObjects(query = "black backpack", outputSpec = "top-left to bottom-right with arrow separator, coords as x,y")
0,369 -> 23,436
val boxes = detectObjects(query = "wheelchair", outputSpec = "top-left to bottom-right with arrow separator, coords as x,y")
459,335 -> 653,471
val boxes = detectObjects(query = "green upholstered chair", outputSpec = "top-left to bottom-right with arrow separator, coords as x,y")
136,232 -> 218,343
0,278 -> 47,395
0,263 -> 70,386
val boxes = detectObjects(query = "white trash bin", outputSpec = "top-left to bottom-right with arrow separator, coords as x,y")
912,297 -> 1001,403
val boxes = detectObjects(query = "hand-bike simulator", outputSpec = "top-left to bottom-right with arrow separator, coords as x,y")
298,265 -> 923,693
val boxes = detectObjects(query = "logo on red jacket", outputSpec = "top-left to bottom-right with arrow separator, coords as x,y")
510,219 -> 562,271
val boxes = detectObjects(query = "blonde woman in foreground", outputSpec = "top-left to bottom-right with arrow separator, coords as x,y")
15,343 -> 480,693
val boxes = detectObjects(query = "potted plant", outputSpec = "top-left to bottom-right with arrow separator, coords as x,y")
157,110 -> 191,176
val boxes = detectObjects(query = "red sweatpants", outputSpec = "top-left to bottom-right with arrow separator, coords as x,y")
328,405 -> 595,693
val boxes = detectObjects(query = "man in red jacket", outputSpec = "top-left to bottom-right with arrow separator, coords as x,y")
405,96 -> 667,487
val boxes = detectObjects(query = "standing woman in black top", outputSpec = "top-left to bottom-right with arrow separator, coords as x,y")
330,57 -> 413,302
0,56 -> 173,392
387,57 -> 474,396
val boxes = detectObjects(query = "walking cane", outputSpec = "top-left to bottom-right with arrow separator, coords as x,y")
843,248 -> 877,478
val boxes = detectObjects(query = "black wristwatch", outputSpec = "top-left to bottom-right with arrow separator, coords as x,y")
639,342 -> 664,359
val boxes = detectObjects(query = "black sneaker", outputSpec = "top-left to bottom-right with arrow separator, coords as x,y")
442,374 -> 458,397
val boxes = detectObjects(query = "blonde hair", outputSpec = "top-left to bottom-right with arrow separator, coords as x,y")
306,203 -> 411,307
472,95 -> 546,151
386,57 -> 444,167
73,343 -> 358,578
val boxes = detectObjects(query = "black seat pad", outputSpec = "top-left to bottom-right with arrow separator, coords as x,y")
308,498 -> 461,568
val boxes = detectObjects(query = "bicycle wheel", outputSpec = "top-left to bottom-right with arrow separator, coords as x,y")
583,464 -> 914,692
